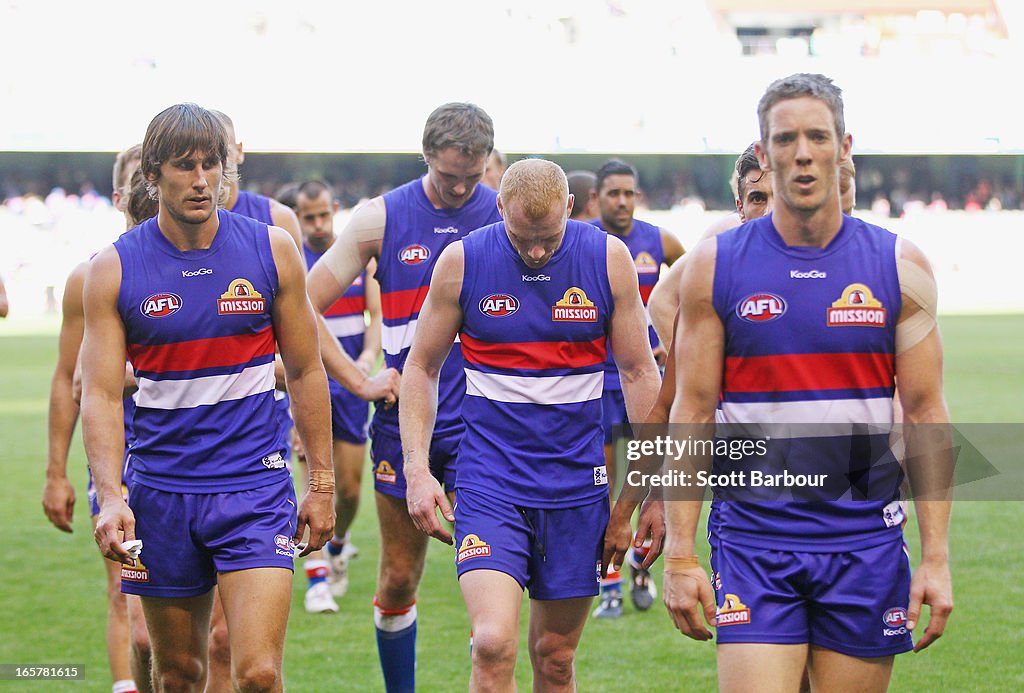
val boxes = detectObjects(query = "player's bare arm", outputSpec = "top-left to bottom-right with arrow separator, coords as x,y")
398,242 -> 465,545
42,261 -> 88,533
80,247 -> 135,564
356,258 -> 383,374
663,237 -> 723,642
660,228 -> 686,265
894,238 -> 954,652
649,257 -> 685,346
307,197 -> 399,403
268,226 -> 336,556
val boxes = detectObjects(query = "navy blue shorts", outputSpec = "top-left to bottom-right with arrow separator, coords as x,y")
601,389 -> 630,445
454,487 -> 607,600
709,533 -> 914,657
121,476 -> 297,598
370,427 -> 459,499
329,378 -> 369,445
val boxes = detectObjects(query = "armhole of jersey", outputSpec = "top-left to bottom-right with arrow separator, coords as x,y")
256,222 -> 280,299
892,233 -> 904,320
457,236 -> 475,316
711,233 -> 731,323
375,196 -> 393,286
600,232 -> 614,329
113,240 -> 131,320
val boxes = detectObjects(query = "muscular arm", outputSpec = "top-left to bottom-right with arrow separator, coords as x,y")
607,236 -> 661,430
659,227 -> 685,265
81,247 -> 134,562
398,242 -> 464,544
357,258 -> 383,373
307,198 -> 397,400
895,239 -> 954,651
42,262 -> 88,532
269,199 -> 303,250
268,226 -> 335,554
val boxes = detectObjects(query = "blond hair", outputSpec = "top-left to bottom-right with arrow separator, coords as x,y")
499,159 -> 568,220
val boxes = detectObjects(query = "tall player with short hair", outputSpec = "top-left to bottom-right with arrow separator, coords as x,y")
662,74 -> 953,692
83,103 -> 335,693
401,158 -> 661,690
306,102 -> 501,692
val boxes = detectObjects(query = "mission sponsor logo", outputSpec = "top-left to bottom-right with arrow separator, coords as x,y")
457,534 -> 492,563
827,283 -> 887,327
399,244 -> 431,265
634,251 -> 659,275
141,292 -> 182,318
882,606 -> 908,636
479,293 -> 519,317
217,279 -> 266,315
736,293 -> 786,322
375,460 -> 397,484
552,287 -> 598,322
716,593 -> 751,626
120,556 -> 150,582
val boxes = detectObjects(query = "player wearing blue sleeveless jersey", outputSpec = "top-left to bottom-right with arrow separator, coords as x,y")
587,158 -> 685,617
83,104 -> 335,693
662,75 -> 953,693
307,103 -> 498,692
296,180 -> 382,610
401,160 -> 660,691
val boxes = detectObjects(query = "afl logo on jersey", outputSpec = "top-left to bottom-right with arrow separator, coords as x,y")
399,244 -> 431,265
479,293 -> 519,317
736,293 -> 787,322
141,293 -> 182,319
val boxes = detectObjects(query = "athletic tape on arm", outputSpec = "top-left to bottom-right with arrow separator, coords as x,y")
895,238 -> 938,354
321,197 -> 386,286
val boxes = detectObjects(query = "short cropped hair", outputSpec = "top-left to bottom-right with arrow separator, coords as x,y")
112,144 -> 142,194
500,159 -> 568,220
126,168 -> 158,227
734,142 -> 765,200
297,180 -> 333,203
757,73 -> 845,142
567,170 -> 596,203
595,158 -> 638,194
422,103 -> 494,160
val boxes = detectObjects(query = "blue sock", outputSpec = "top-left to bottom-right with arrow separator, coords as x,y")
375,600 -> 416,692
325,537 -> 344,557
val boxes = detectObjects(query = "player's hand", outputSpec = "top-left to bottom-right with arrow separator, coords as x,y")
406,468 -> 454,544
360,367 -> 400,408
294,489 -> 336,557
908,556 -> 954,652
634,496 -> 666,568
663,567 -> 717,641
42,475 -> 76,533
602,502 -> 636,578
94,498 -> 136,564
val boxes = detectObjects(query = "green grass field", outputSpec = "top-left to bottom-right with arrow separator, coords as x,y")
1,315 -> 1022,691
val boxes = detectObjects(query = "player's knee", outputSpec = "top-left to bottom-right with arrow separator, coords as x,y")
471,629 -> 518,674
154,655 -> 205,691
233,660 -> 280,693
130,622 -> 152,664
338,480 -> 361,505
378,563 -> 419,605
208,621 -> 231,665
531,635 -> 576,687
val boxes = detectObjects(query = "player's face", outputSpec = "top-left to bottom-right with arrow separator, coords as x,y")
425,147 -> 487,209
736,169 -> 772,223
500,195 -> 571,269
296,192 -> 336,252
758,96 -> 850,216
155,150 -> 223,227
597,174 -> 636,234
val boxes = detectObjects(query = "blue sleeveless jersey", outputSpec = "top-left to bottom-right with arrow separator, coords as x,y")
115,210 -> 286,493
589,218 -> 663,389
711,214 -> 904,551
457,220 -> 613,507
375,179 -> 501,437
230,190 -> 273,224
303,244 -> 366,358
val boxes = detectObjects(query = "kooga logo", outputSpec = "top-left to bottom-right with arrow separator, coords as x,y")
522,274 -> 550,282
790,270 -> 827,279
182,268 -> 213,278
